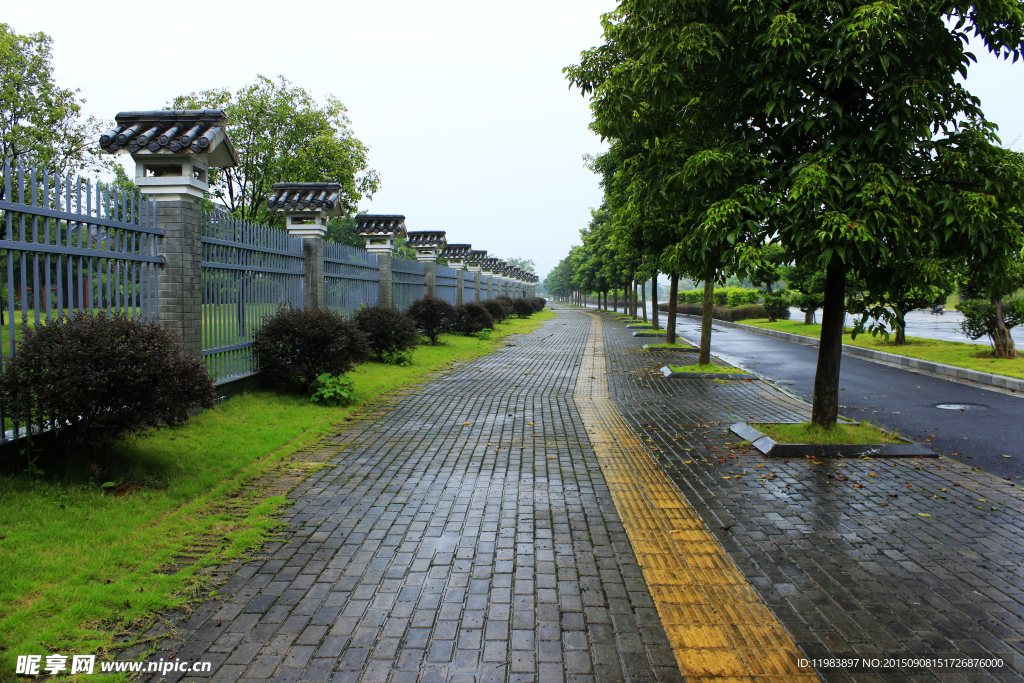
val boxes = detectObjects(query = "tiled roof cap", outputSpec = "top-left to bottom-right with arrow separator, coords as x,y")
406,231 -> 447,248
468,250 -> 488,263
268,182 -> 343,213
355,215 -> 407,236
439,244 -> 472,259
101,110 -> 238,167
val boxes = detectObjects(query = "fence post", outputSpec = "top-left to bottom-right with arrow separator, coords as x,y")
468,250 -> 487,301
153,200 -> 203,358
408,231 -> 446,299
269,182 -> 346,310
356,215 -> 407,308
115,110 -> 239,359
440,244 -> 470,305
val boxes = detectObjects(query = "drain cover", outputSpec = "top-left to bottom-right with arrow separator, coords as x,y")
935,403 -> 987,411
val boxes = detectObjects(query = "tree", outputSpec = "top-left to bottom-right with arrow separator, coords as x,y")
568,0 -> 1024,428
0,24 -> 110,191
173,75 -> 380,225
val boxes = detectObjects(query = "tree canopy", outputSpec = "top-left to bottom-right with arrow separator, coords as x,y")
173,75 -> 380,226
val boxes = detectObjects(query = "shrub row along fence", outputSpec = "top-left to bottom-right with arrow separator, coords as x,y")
0,160 -> 163,444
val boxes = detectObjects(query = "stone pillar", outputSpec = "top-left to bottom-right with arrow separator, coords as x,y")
377,252 -> 393,307
156,200 -> 203,358
472,271 -> 482,301
456,270 -> 465,305
422,260 -> 436,299
294,236 -> 325,310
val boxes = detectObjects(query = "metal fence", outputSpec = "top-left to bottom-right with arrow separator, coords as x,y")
325,242 -> 378,317
462,270 -> 477,303
435,265 -> 458,305
201,210 -> 304,382
0,158 -> 162,442
391,257 -> 424,311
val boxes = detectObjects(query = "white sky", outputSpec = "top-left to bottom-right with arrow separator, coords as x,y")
7,3 -> 1024,278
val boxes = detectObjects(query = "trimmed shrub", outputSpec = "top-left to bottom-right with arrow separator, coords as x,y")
657,303 -> 778,322
0,312 -> 217,453
528,297 -> 546,312
512,298 -> 534,318
482,299 -> 509,323
495,296 -> 515,319
352,304 -> 420,362
255,307 -> 369,394
455,302 -> 494,336
763,290 -> 790,321
406,296 -> 456,345
727,289 -> 760,307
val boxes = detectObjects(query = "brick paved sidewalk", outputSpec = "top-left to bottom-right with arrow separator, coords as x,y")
598,309 -> 1024,683
141,310 -> 683,683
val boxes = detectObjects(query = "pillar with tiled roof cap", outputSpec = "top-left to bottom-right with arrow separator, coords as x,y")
100,109 -> 239,358
482,258 -> 500,300
267,182 -> 344,310
439,244 -> 472,304
467,250 -> 488,301
355,215 -> 407,307
406,231 -> 446,299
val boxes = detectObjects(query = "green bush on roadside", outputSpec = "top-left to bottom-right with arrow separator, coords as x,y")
0,312 -> 216,455
310,374 -> 358,406
254,307 -> 369,394
353,304 -> 420,362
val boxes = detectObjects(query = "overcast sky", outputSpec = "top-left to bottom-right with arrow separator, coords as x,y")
7,2 -> 1024,278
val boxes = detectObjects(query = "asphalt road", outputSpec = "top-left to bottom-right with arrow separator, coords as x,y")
655,310 -> 1024,481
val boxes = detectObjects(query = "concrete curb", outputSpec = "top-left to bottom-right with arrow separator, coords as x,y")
677,314 -> 1024,394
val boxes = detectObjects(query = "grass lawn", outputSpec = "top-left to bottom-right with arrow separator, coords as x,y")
742,318 -> 1024,380
752,421 -> 903,445
0,309 -> 555,677
643,342 -> 693,350
668,363 -> 748,374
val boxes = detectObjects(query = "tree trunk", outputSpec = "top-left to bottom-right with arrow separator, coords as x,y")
613,288 -> 618,312
667,273 -> 679,345
699,276 -> 714,366
650,274 -> 659,330
811,261 -> 846,428
893,304 -> 906,345
766,283 -> 775,323
641,280 -> 648,322
804,307 -> 816,325
992,296 -> 1016,358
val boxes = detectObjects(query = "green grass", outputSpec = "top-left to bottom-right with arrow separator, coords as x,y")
668,363 -> 748,374
643,342 -> 694,350
752,421 -> 903,445
0,309 -> 555,677
742,318 -> 1024,380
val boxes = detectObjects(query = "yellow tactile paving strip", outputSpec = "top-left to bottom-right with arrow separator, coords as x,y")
574,314 -> 819,682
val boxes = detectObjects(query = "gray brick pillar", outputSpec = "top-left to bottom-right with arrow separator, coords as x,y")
156,200 -> 203,358
377,252 -> 393,307
474,272 -> 482,302
422,261 -> 436,299
300,237 -> 325,309
456,270 -> 464,305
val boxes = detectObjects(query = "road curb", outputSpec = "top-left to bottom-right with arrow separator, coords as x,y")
676,314 -> 1024,394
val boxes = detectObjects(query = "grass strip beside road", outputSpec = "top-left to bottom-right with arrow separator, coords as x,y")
742,318 -> 1024,380
753,421 -> 903,445
668,363 -> 748,374
0,309 -> 554,677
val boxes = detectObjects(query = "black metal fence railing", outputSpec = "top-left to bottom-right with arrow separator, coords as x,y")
435,265 -> 458,305
325,242 -> 378,317
391,257 -> 424,311
0,159 -> 163,442
201,209 -> 304,383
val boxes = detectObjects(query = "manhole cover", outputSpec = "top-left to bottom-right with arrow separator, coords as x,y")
935,403 -> 987,411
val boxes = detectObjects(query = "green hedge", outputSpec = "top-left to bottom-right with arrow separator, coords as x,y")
681,287 -> 760,306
